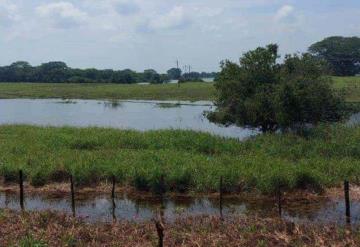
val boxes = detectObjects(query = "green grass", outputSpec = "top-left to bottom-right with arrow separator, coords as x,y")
0,82 -> 215,101
0,76 -> 359,102
332,76 -> 360,102
1,124 -> 359,194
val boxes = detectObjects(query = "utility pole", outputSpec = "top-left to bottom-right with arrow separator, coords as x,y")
176,59 -> 180,88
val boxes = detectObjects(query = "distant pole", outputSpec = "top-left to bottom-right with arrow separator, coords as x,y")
344,180 -> 351,224
219,176 -> 223,219
177,60 -> 180,88
19,170 -> 24,211
70,174 -> 75,217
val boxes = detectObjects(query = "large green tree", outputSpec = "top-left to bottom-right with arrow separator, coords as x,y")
209,44 -> 346,132
309,36 -> 360,76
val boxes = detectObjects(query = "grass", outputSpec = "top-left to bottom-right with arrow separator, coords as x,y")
332,76 -> 360,102
0,82 -> 215,101
0,210 -> 358,246
0,76 -> 359,102
1,124 -> 360,194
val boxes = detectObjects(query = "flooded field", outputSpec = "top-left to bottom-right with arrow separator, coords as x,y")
0,192 -> 359,225
0,99 -> 257,139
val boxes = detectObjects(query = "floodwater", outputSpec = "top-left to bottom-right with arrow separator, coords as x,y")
0,99 -> 258,139
0,192 -> 359,225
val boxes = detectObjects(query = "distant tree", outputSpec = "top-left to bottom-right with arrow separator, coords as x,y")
160,74 -> 170,83
208,44 -> 346,132
309,36 -> 360,76
167,68 -> 182,80
179,72 -> 203,83
0,61 -> 163,84
38,61 -> 69,83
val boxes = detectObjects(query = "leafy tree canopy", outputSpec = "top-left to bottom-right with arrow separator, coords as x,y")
309,36 -> 360,76
208,44 -> 347,132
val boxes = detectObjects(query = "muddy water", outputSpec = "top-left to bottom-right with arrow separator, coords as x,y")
0,192 -> 359,225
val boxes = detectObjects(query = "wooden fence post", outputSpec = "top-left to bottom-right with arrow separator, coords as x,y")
277,185 -> 282,217
70,174 -> 75,217
19,170 -> 24,211
344,180 -> 350,224
219,176 -> 223,219
153,217 -> 164,247
111,175 -> 116,199
111,175 -> 116,222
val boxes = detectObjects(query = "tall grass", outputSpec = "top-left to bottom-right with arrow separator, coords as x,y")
0,124 -> 359,194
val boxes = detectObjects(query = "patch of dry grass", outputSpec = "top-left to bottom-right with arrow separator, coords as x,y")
0,210 -> 359,246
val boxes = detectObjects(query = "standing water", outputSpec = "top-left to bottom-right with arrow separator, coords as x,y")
0,192 -> 359,225
0,99 -> 258,139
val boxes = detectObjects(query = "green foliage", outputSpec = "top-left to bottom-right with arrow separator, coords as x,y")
179,72 -> 204,83
1,125 -> 360,194
309,36 -> 360,76
0,61 -> 171,84
209,44 -> 347,132
18,235 -> 47,247
167,68 -> 182,80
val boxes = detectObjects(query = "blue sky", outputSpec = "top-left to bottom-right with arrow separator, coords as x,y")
0,0 -> 359,73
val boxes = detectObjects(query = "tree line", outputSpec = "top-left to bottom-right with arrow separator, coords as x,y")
0,61 -> 217,84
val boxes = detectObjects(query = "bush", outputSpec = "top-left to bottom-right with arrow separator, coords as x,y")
209,44 -> 347,132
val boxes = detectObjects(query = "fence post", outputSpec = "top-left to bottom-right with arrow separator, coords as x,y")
344,180 -> 350,224
219,176 -> 223,219
70,174 -> 75,217
111,175 -> 116,199
19,170 -> 24,211
153,217 -> 164,247
111,175 -> 116,222
277,185 -> 282,217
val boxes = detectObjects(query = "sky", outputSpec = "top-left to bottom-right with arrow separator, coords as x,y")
0,0 -> 359,73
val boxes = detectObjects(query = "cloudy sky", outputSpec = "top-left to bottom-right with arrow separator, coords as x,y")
0,0 -> 359,73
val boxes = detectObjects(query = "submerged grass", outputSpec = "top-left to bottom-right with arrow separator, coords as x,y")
1,124 -> 360,194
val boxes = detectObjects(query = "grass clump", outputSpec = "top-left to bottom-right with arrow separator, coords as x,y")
0,124 -> 360,194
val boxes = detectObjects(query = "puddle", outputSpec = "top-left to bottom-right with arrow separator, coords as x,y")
0,192 -> 359,225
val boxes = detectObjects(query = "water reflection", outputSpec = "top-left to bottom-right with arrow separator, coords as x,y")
0,99 -> 258,139
0,192 -> 359,225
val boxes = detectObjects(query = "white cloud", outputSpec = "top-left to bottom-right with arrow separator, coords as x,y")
36,2 -> 88,28
274,5 -> 294,22
0,0 -> 20,27
147,6 -> 190,31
